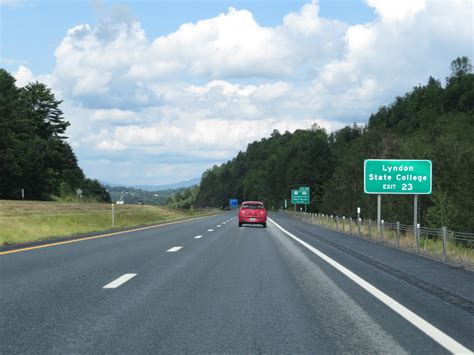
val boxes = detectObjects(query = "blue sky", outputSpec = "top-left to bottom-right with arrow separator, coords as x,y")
1,0 -> 472,185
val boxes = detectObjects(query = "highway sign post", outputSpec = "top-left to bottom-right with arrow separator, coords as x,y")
301,187 -> 309,212
364,159 -> 432,232
291,189 -> 297,211
291,188 -> 310,204
291,187 -> 310,212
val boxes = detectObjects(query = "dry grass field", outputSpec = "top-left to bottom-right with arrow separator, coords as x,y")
0,200 -> 217,245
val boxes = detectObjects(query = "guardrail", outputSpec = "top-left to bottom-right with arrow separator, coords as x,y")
286,212 -> 474,269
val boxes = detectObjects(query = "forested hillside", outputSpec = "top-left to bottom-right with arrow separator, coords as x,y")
196,57 -> 474,232
0,69 -> 110,202
107,185 -> 191,206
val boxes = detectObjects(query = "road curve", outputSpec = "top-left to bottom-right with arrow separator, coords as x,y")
1,211 -> 472,353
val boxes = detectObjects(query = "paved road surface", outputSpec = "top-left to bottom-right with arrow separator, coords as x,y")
1,212 -> 473,353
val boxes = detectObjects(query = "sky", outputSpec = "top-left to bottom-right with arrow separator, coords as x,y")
1,0 -> 473,186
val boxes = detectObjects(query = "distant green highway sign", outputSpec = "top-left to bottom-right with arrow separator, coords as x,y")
364,160 -> 432,194
291,187 -> 310,204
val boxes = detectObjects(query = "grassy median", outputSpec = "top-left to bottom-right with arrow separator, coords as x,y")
0,200 -> 218,245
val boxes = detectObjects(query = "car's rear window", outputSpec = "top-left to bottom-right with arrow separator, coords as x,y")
242,204 -> 264,209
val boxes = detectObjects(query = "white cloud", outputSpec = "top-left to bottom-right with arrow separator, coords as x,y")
131,7 -> 291,79
282,0 -> 321,35
14,65 -> 34,87
186,80 -> 257,96
96,139 -> 127,151
366,0 -> 425,22
11,0 -> 473,185
91,109 -> 139,123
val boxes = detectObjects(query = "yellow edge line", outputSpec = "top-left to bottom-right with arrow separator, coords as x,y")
0,215 -> 211,255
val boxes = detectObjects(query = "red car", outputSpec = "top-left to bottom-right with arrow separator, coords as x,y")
238,201 -> 267,227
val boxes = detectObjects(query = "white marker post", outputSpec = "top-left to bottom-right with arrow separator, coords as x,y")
112,204 -> 115,228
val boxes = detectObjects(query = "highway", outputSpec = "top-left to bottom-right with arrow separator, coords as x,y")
1,212 -> 473,353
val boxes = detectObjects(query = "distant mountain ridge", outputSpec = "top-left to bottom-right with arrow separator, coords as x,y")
101,177 -> 201,191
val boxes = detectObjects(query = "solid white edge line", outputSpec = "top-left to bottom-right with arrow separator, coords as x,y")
167,246 -> 183,252
194,235 -> 203,239
268,217 -> 471,354
103,273 -> 137,289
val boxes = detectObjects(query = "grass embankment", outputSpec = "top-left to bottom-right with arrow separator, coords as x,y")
0,200 -> 217,245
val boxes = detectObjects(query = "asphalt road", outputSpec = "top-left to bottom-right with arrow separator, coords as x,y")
1,211 -> 473,354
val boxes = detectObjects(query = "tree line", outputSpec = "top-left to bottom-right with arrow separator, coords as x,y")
0,69 -> 110,202
195,57 -> 474,232
107,185 -> 192,206
166,185 -> 199,209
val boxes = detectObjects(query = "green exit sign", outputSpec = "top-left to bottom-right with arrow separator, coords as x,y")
291,187 -> 310,204
364,160 -> 432,194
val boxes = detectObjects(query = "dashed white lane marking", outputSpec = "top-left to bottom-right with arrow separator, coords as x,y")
268,217 -> 471,354
103,273 -> 137,289
217,225 -> 222,228
167,246 -> 183,252
208,229 -> 214,232
194,235 -> 203,239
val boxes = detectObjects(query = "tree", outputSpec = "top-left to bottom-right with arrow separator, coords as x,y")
0,69 -> 30,199
22,82 -> 69,139
0,69 -> 110,202
449,56 -> 472,78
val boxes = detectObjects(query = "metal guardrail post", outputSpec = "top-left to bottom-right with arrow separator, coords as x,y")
381,219 -> 384,242
349,217 -> 353,235
396,221 -> 400,248
416,223 -> 420,253
368,218 -> 372,240
442,226 -> 447,262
